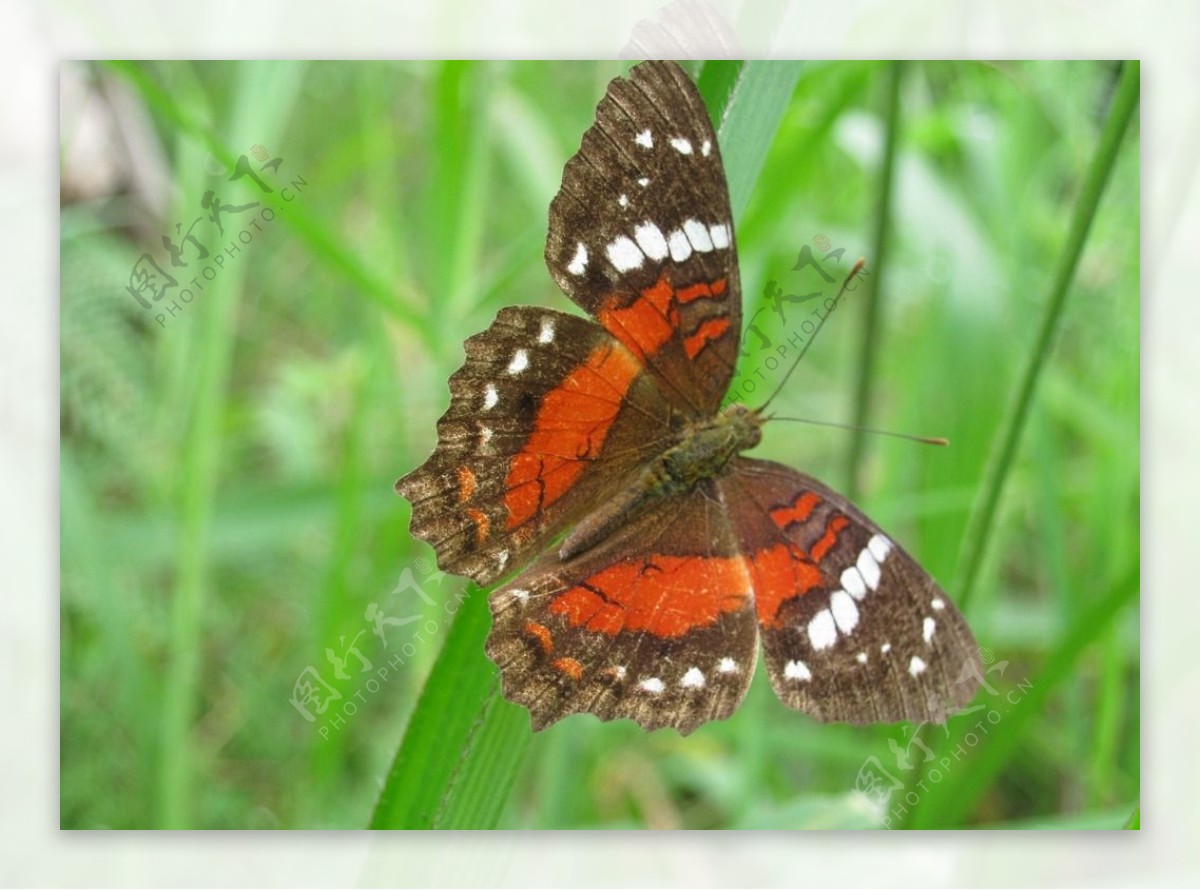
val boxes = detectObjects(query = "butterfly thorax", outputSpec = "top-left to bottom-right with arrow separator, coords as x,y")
558,404 -> 763,561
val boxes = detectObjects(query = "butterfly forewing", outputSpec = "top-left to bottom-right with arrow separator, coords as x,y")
396,307 -> 674,586
546,61 -> 741,416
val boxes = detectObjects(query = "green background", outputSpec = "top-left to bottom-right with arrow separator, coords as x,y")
60,60 -> 1139,829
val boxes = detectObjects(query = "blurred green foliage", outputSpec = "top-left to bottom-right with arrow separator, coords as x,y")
60,60 -> 1138,829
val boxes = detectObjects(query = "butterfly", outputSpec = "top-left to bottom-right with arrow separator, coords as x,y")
397,61 -> 981,734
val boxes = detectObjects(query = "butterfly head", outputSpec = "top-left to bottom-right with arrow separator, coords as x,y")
673,402 -> 764,479
719,402 -> 765,454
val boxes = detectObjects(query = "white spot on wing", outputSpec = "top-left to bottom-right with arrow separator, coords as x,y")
931,597 -> 946,611
611,665 -> 627,680
483,384 -> 498,410
681,667 -> 705,688
633,222 -> 669,261
867,534 -> 893,563
683,218 -> 714,252
639,677 -> 665,694
496,549 -> 509,569
881,642 -> 892,654
709,222 -> 731,249
701,139 -> 712,156
717,657 -> 738,674
667,229 -> 692,262
635,128 -> 653,148
830,590 -> 859,634
841,566 -> 867,600
857,548 -> 881,590
618,193 -> 629,208
909,656 -> 927,676
507,349 -> 529,374
606,235 -> 644,272
566,242 -> 588,276
923,616 -> 936,644
784,659 -> 811,681
807,609 -> 837,651
856,651 -> 868,664
478,425 -> 494,448
638,176 -> 650,187
510,588 -> 529,604
669,136 -> 693,154
538,319 -> 555,344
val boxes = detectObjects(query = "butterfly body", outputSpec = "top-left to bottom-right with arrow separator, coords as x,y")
397,61 -> 981,734
561,402 -> 763,561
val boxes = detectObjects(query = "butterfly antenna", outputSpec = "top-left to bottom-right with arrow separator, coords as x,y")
757,258 -> 866,413
767,415 -> 949,447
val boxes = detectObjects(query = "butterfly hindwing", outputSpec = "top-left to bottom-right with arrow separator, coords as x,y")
396,307 -> 674,586
722,458 -> 981,724
546,60 -> 741,417
486,482 -> 759,735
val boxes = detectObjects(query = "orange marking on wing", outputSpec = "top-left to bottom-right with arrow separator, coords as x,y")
523,621 -> 554,655
810,515 -> 850,564
684,317 -> 731,359
465,507 -> 490,545
456,465 -> 477,503
747,544 -> 823,628
549,555 -> 750,639
598,277 -> 676,360
676,277 -> 727,303
551,657 -> 583,681
599,277 -> 730,361
769,491 -> 821,530
504,344 -> 640,529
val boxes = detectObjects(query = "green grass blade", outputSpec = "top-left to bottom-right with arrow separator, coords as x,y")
433,687 -> 532,829
306,353 -> 374,795
1124,804 -> 1140,829
719,61 -> 805,221
155,61 -> 308,827
696,60 -> 743,129
953,60 -> 1139,609
908,556 -> 1138,828
370,60 -> 799,829
845,61 -> 904,500
432,62 -> 495,327
369,586 -> 528,829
